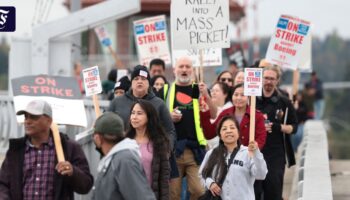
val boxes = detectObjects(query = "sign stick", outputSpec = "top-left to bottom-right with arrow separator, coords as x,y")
249,96 -> 256,157
249,96 -> 256,142
195,63 -> 200,83
292,69 -> 300,102
107,45 -> 124,69
51,122 -> 65,162
92,94 -> 101,118
199,49 -> 204,82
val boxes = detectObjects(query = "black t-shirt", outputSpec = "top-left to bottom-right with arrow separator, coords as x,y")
173,85 -> 197,141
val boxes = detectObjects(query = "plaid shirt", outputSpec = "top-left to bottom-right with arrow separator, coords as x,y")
23,136 -> 56,200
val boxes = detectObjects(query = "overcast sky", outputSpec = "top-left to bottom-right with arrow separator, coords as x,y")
1,0 -> 349,40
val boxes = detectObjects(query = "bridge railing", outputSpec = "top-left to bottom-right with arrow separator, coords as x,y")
289,120 -> 333,200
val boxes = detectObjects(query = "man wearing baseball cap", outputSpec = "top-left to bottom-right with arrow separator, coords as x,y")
0,100 -> 93,200
109,65 -> 176,151
92,112 -> 156,200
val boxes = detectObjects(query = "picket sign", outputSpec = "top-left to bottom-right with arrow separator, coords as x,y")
171,0 -> 230,82
243,68 -> 263,156
82,66 -> 103,118
95,26 -> 124,68
133,15 -> 171,66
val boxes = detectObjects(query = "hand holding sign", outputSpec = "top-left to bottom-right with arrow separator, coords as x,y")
244,68 -> 263,157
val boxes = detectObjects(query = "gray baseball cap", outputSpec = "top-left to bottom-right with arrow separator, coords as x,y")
16,100 -> 52,118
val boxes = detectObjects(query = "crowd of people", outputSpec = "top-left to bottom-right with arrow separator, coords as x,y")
0,56 -> 324,200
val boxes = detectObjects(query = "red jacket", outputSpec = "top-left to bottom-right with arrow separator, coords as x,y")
200,106 -> 267,149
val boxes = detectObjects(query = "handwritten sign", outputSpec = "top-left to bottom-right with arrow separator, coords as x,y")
171,0 -> 230,50
244,68 -> 262,96
266,15 -> 311,70
134,15 -> 171,66
11,75 -> 87,127
172,48 -> 222,67
82,66 -> 102,96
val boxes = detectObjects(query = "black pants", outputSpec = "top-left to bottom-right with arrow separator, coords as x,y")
254,157 -> 285,200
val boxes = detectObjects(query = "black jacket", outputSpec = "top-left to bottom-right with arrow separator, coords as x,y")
0,133 -> 93,200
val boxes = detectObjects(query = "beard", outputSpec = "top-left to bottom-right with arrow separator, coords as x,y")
94,140 -> 105,158
176,76 -> 192,84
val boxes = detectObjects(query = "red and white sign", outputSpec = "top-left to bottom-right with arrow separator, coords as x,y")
244,68 -> 262,96
134,15 -> 171,66
82,66 -> 102,96
11,75 -> 87,127
266,15 -> 311,70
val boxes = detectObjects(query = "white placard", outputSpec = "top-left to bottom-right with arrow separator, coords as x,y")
117,69 -> 128,81
94,26 -> 112,46
265,15 -> 311,70
134,15 -> 171,66
171,0 -> 230,50
244,68 -> 262,96
82,66 -> 102,96
14,96 -> 87,127
172,48 -> 222,67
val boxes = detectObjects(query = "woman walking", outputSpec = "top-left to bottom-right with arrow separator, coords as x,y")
127,99 -> 170,200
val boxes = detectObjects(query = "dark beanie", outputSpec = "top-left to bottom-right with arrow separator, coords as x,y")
131,65 -> 150,83
114,76 -> 131,92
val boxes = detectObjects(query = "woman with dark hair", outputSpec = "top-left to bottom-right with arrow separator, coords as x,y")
199,83 -> 267,150
216,70 -> 234,87
127,99 -> 170,200
150,75 -> 168,92
199,115 -> 267,200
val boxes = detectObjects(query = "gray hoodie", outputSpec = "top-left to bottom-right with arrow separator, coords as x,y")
92,138 -> 156,200
109,90 -> 176,150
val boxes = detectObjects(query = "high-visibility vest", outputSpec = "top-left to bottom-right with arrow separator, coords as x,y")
166,82 -> 207,146
163,83 -> 169,101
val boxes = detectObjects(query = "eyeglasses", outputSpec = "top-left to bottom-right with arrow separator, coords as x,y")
220,78 -> 233,82
263,77 -> 277,81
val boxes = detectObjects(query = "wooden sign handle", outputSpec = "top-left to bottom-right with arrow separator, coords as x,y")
249,96 -> 256,157
93,94 -> 101,118
108,45 -> 124,69
199,49 -> 204,82
292,69 -> 300,102
51,122 -> 65,162
249,96 -> 256,142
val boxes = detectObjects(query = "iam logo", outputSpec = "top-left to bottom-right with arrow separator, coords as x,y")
0,6 -> 16,32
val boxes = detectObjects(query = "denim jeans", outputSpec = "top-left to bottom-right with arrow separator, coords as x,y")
314,99 -> 325,120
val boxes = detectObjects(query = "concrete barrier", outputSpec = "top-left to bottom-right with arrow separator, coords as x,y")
290,120 -> 333,200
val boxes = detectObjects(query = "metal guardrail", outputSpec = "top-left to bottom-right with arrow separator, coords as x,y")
290,120 -> 333,200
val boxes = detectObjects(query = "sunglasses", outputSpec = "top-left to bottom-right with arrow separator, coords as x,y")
220,78 -> 233,82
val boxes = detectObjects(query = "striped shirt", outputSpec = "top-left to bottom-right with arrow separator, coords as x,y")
23,136 -> 56,200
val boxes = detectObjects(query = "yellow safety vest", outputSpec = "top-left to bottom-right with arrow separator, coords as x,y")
167,82 -> 207,146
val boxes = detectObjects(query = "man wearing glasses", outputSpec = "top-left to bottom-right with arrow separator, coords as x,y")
255,65 -> 298,200
0,100 -> 93,200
